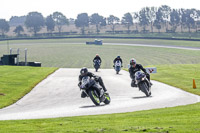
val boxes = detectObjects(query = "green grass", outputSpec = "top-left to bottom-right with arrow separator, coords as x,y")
0,66 -> 57,109
0,39 -> 200,68
0,65 -> 200,132
1,103 -> 200,133
150,64 -> 200,95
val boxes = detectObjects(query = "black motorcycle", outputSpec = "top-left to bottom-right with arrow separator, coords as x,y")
93,59 -> 101,72
135,71 -> 151,97
80,76 -> 111,106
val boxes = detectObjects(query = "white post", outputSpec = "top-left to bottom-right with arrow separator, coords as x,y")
10,48 -> 12,55
17,48 -> 20,65
25,48 -> 27,66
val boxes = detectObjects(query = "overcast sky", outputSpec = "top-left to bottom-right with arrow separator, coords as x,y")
1,0 -> 200,20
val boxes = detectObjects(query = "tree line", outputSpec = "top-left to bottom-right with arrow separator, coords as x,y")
0,5 -> 200,37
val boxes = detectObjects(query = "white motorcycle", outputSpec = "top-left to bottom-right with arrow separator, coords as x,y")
114,60 -> 122,74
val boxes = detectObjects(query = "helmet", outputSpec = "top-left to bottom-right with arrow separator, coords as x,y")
80,67 -> 88,76
130,58 -> 136,66
117,56 -> 120,58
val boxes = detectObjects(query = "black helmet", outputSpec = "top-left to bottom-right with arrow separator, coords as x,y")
80,67 -> 88,76
117,56 -> 120,58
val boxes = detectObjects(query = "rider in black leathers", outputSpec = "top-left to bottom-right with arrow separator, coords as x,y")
78,67 -> 107,98
93,54 -> 102,63
113,56 -> 123,67
128,58 -> 151,87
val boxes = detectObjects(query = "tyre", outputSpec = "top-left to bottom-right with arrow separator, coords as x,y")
104,93 -> 111,104
140,82 -> 150,97
88,90 -> 100,106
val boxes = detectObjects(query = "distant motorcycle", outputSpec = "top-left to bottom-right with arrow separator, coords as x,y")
93,59 -> 101,72
135,71 -> 151,97
114,60 -> 122,74
79,76 -> 111,106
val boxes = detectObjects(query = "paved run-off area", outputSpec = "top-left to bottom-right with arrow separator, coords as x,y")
0,69 -> 199,120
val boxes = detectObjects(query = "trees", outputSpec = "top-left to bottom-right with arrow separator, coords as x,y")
90,13 -> 106,34
154,9 -> 163,33
9,16 -> 26,26
13,25 -> 24,36
185,9 -> 195,33
133,12 -> 139,32
0,19 -> 10,37
149,7 -> 157,33
45,15 -> 55,34
139,7 -> 150,32
159,5 -> 171,31
122,13 -> 133,34
53,12 -> 69,35
170,9 -> 180,32
179,9 -> 187,32
196,10 -> 200,33
75,13 -> 89,35
25,12 -> 44,36
107,15 -> 120,34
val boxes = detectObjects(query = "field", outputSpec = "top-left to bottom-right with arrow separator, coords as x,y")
0,39 -> 200,68
0,38 -> 200,132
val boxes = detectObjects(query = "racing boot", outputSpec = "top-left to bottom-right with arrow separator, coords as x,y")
81,91 -> 87,98
131,80 -> 137,87
98,77 -> 107,92
99,89 -> 105,102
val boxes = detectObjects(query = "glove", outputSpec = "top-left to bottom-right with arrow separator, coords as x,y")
94,76 -> 99,80
78,82 -> 81,87
145,72 -> 149,76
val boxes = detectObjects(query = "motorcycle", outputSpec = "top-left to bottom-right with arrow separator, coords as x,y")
134,71 -> 152,97
114,60 -> 122,74
79,76 -> 111,106
93,59 -> 101,72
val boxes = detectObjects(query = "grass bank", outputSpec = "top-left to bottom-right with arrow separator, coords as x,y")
0,66 -> 57,109
0,64 -> 200,133
150,64 -> 200,95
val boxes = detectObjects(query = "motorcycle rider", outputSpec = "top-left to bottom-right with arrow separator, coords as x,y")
93,54 -> 102,63
113,56 -> 123,67
128,58 -> 151,87
78,67 -> 107,98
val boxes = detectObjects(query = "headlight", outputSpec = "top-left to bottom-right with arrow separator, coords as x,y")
142,78 -> 145,81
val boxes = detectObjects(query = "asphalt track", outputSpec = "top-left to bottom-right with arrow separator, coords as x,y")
0,69 -> 199,120
11,42 -> 200,51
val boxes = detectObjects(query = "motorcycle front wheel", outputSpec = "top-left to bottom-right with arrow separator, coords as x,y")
140,82 -> 150,97
88,90 -> 101,106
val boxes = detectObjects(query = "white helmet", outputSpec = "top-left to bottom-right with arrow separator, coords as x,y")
130,58 -> 136,66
